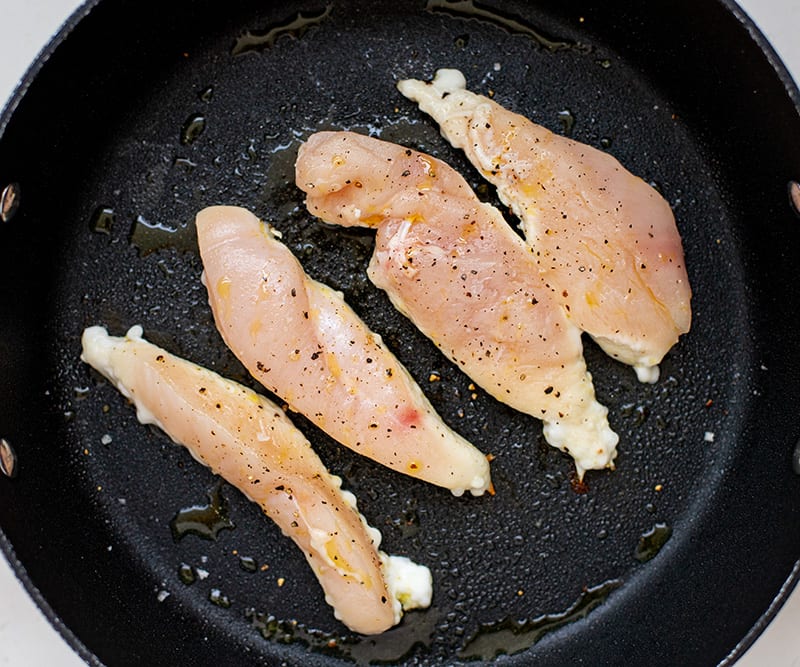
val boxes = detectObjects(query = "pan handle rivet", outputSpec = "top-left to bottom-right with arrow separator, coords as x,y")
788,181 -> 800,219
0,182 -> 20,223
792,439 -> 800,476
0,438 -> 17,479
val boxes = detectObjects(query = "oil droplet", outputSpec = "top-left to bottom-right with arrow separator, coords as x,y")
557,109 -> 575,136
599,137 -> 612,149
232,4 -> 334,56
209,588 -> 232,608
454,33 -> 470,48
425,0 -> 590,53
239,555 -> 258,573
129,214 -> 197,257
178,562 -> 196,585
457,580 -> 621,660
73,385 -> 91,400
390,505 -> 421,538
198,86 -> 214,103
634,523 -> 672,562
473,183 -> 491,202
1,182 -> 20,223
180,113 -> 206,145
0,438 -> 18,478
788,181 -> 800,218
620,402 -> 648,426
173,157 -> 197,172
89,206 -> 115,235
170,481 -> 235,541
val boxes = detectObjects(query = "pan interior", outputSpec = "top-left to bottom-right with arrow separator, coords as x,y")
1,1 -> 799,665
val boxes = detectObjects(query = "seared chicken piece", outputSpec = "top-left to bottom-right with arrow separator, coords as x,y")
398,69 -> 691,383
296,131 -> 618,477
81,325 -> 432,635
196,205 -> 491,496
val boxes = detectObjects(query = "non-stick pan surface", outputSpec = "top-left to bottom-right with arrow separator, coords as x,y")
1,1 -> 799,665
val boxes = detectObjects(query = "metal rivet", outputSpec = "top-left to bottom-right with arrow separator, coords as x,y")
788,181 -> 800,219
793,439 -> 800,476
0,182 -> 20,223
0,438 -> 17,478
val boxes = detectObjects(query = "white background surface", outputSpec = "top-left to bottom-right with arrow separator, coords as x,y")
0,0 -> 798,665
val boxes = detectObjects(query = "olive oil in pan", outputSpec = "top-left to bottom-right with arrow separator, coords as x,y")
178,562 -> 197,585
129,214 -> 197,257
198,86 -> 214,103
73,385 -> 92,400
634,523 -> 672,563
388,505 -> 421,539
239,555 -> 259,573
245,605 -> 438,664
209,588 -> 232,609
457,579 -> 622,660
170,481 -> 235,541
347,609 -> 438,664
180,113 -> 206,146
89,206 -> 116,235
557,108 -> 576,136
424,0 -> 590,53
232,5 -> 334,56
620,402 -> 649,427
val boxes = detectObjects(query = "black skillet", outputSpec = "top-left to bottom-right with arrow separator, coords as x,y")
1,0 -> 799,665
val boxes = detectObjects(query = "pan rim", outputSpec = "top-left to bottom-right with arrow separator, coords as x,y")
0,0 -> 799,664
1,530 -> 103,666
724,0 -> 800,108
0,0 -> 100,139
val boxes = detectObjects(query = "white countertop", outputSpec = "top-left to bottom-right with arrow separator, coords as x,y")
0,1 -> 799,665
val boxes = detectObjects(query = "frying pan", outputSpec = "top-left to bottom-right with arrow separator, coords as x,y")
1,0 -> 799,665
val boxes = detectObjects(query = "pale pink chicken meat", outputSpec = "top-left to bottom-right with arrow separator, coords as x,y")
398,69 -> 692,382
296,131 -> 618,477
80,325 -> 432,635
196,205 -> 491,496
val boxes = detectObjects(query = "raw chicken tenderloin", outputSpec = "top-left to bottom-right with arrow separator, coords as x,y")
196,205 -> 491,496
296,131 -> 618,476
398,69 -> 692,383
80,326 -> 432,634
